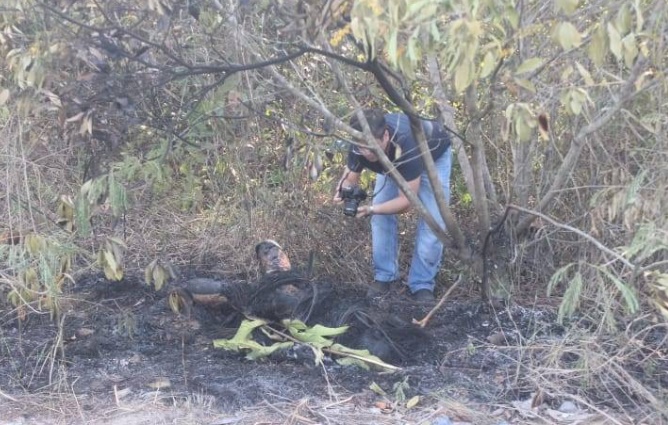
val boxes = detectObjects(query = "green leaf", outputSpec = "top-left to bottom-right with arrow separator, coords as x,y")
406,395 -> 420,409
515,58 -> 543,75
245,342 -> 294,360
575,62 -> 595,85
555,0 -> 579,15
515,115 -> 532,142
622,34 -> 638,68
555,22 -> 582,50
505,103 -> 515,120
388,29 -> 398,66
479,51 -> 497,78
213,319 -> 294,360
561,64 -> 574,82
596,266 -> 639,314
514,78 -> 536,94
615,3 -> 633,35
548,264 -> 576,297
505,6 -> 519,29
213,337 -> 293,360
228,319 -> 267,342
284,320 -> 349,347
557,271 -> 583,323
588,23 -> 607,66
454,61 -> 472,93
607,23 -> 623,60
369,381 -> 387,396
337,357 -> 370,370
570,97 -> 582,115
633,0 -> 645,32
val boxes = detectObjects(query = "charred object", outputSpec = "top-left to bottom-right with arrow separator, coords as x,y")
248,240 -> 430,363
171,239 -> 430,364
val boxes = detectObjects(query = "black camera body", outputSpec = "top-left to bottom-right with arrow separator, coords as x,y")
339,186 -> 368,217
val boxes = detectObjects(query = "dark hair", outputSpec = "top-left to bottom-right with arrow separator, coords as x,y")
350,109 -> 386,139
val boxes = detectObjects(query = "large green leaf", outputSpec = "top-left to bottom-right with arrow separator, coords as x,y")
213,319 -> 295,360
454,61 -> 473,93
607,23 -> 623,60
555,22 -> 582,50
284,319 -> 349,348
479,50 -> 497,78
515,57 -> 543,75
622,33 -> 638,67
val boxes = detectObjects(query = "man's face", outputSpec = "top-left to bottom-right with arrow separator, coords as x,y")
354,129 -> 389,163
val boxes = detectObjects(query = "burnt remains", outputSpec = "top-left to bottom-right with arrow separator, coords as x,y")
174,240 -> 430,364
246,239 -> 430,363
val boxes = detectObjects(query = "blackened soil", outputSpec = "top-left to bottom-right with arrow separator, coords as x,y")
0,273 -> 562,413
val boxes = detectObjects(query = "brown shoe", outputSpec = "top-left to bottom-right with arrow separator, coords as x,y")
366,281 -> 391,298
412,289 -> 435,302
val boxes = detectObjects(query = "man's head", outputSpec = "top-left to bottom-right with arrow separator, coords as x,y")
350,109 -> 389,162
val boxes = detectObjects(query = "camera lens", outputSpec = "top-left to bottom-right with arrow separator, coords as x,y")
340,186 -> 365,217
343,199 -> 358,216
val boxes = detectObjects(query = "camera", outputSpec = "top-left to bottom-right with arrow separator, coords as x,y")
339,186 -> 368,217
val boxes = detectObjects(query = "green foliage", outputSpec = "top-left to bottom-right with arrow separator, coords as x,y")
97,237 -> 127,281
144,258 -> 176,292
76,173 -> 129,236
213,319 -> 294,361
548,262 -> 639,329
2,233 -> 75,321
213,319 -> 398,371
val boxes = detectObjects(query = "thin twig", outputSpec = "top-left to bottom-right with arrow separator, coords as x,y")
508,204 -> 635,269
0,388 -> 19,402
413,273 -> 463,328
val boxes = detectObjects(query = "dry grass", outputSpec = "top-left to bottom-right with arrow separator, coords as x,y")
0,391 -> 517,425
479,314 -> 668,424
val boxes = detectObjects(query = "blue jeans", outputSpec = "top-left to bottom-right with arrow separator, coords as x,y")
371,148 -> 452,293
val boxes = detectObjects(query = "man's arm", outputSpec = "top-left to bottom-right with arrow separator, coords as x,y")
356,176 -> 421,217
333,166 -> 361,203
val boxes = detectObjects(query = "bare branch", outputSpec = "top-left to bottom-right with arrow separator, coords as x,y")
425,52 -> 478,201
413,273 -> 463,328
509,204 -> 635,269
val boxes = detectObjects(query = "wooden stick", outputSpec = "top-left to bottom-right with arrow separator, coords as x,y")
413,274 -> 463,328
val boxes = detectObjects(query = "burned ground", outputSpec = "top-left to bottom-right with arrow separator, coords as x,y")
0,270 -> 582,424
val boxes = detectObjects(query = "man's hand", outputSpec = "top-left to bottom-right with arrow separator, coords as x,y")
332,189 -> 344,204
334,167 -> 360,205
355,205 -> 373,218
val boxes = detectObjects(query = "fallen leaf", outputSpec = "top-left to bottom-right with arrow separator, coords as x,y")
369,381 -> 387,396
406,395 -> 420,409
